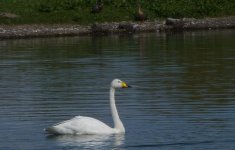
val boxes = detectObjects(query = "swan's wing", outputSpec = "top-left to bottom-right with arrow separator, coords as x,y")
45,116 -> 114,135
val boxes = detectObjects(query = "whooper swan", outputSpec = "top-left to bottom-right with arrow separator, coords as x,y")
45,79 -> 131,135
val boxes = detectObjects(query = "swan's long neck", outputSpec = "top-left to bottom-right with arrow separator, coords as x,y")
110,87 -> 125,133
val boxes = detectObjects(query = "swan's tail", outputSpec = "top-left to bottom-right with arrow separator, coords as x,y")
44,126 -> 59,134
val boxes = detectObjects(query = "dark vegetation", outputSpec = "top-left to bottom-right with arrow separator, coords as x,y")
0,0 -> 234,24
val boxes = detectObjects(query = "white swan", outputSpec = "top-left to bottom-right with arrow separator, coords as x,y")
45,79 -> 131,135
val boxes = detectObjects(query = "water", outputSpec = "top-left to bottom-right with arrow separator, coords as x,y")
0,30 -> 235,150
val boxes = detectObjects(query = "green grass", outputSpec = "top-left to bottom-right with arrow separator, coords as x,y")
0,0 -> 234,25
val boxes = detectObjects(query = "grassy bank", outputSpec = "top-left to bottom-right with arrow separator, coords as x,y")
0,0 -> 234,25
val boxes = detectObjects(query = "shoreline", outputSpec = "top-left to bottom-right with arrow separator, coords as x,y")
0,16 -> 234,40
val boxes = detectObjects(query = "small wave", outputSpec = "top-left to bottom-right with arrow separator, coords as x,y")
124,139 -> 235,148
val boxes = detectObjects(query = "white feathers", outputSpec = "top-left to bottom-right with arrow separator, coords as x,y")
45,116 -> 116,135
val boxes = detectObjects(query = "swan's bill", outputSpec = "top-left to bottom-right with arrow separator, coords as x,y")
121,82 -> 131,88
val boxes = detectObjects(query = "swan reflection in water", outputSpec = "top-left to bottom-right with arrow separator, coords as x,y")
47,134 -> 125,148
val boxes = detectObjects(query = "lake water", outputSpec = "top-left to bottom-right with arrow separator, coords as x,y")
0,30 -> 235,150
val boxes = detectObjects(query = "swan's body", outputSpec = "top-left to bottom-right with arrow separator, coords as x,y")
45,116 -> 117,135
45,79 -> 130,135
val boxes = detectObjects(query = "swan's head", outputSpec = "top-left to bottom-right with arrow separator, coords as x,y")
111,79 -> 131,89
